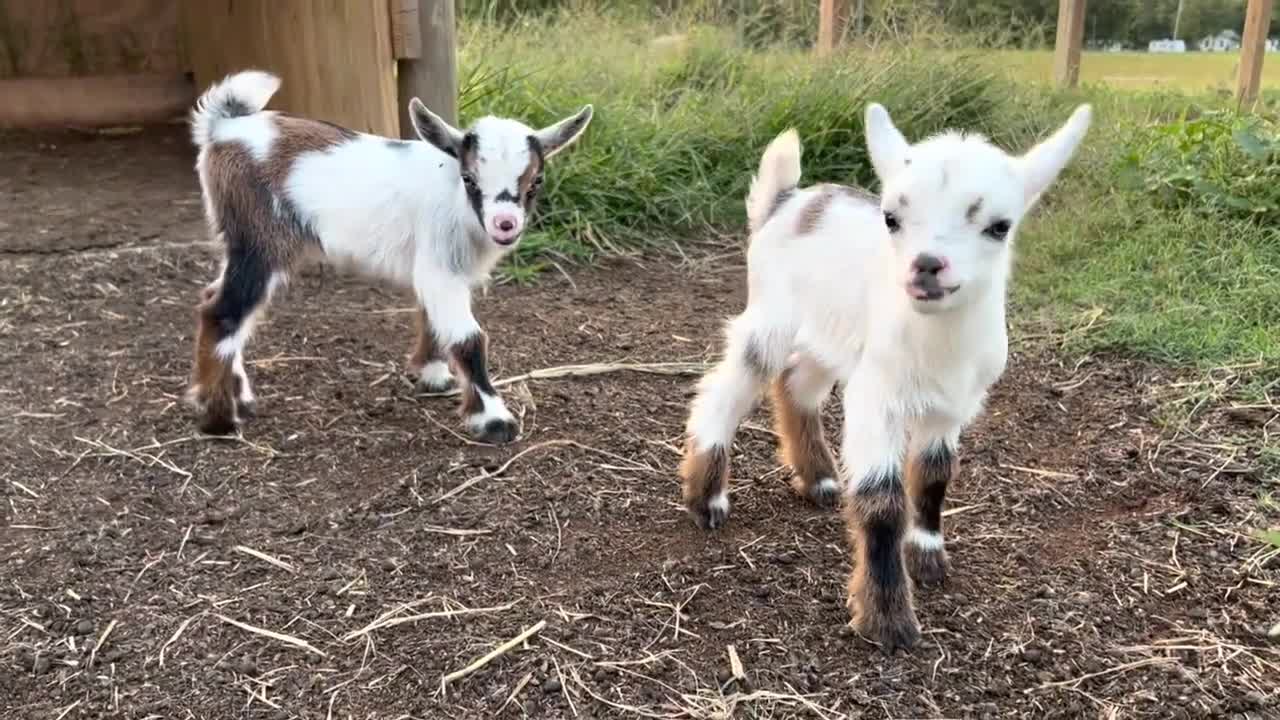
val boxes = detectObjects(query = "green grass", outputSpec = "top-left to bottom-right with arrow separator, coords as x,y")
457,11 -> 1280,383
993,50 -> 1280,94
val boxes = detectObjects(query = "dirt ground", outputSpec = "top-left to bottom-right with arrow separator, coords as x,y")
2,127 -> 1277,720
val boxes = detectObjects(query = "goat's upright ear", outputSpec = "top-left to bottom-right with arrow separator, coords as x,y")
409,98 -> 465,158
1016,104 -> 1092,208
865,103 -> 910,181
534,105 -> 593,159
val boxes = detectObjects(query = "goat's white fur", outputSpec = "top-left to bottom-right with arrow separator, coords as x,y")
688,103 -> 1093,537
189,71 -> 592,436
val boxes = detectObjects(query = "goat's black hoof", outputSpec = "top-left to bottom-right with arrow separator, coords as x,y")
470,416 -> 519,445
417,376 -> 457,393
236,399 -> 257,420
905,544 -> 949,587
801,476 -> 840,509
198,413 -> 239,436
687,493 -> 729,530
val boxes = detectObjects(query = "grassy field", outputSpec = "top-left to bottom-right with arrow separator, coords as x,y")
995,49 -> 1280,93
457,11 -> 1280,393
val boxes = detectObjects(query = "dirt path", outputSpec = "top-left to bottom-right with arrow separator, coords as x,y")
1,128 -> 1276,719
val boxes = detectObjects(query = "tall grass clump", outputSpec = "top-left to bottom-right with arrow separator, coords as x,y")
1014,97 -> 1280,375
456,8 -> 1278,376
457,9 -> 1031,266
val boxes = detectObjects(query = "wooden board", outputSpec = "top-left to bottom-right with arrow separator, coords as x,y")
181,0 -> 399,137
816,0 -> 847,56
0,0 -> 180,78
1052,0 -> 1087,88
0,72 -> 193,128
1237,0 -> 1274,106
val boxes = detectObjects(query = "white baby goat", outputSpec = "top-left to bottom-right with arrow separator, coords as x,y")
679,103 -> 1092,651
185,71 -> 592,440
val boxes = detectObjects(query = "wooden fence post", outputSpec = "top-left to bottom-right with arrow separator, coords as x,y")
817,0 -> 848,56
1052,0 -> 1087,88
1237,0 -> 1274,107
396,0 -> 458,136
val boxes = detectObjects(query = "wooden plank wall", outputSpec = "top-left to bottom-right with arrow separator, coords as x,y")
0,0 -> 180,77
182,0 -> 400,137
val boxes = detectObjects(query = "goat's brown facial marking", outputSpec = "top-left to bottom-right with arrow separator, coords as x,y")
516,136 -> 545,218
679,442 -> 731,530
964,198 -> 983,224
770,373 -> 839,508
458,133 -> 485,228
845,471 -> 920,652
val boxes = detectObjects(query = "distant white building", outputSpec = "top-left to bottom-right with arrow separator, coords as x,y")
1149,39 -> 1187,53
1268,38 -> 1280,52
1198,30 -> 1241,52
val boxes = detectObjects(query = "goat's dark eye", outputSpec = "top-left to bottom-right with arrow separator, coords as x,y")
462,173 -> 478,189
883,211 -> 901,233
984,220 -> 1011,241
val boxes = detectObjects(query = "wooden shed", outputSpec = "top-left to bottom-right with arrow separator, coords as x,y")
0,0 -> 456,135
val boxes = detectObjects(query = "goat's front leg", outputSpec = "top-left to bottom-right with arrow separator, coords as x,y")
418,274 -> 518,444
406,307 -> 457,392
841,374 -> 919,652
904,419 -> 961,587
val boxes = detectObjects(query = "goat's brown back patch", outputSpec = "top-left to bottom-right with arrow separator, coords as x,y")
265,115 -> 356,191
796,184 -> 879,235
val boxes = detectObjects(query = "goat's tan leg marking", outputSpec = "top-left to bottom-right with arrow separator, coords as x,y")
406,307 -> 456,392
679,314 -> 781,530
771,355 -> 839,508
679,441 -> 732,530
190,290 -> 238,435
845,480 -> 919,653
904,442 -> 956,587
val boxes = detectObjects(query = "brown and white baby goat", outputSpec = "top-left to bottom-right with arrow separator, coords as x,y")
679,103 -> 1092,651
185,71 -> 592,440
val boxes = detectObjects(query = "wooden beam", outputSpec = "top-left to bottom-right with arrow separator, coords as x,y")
0,73 -> 194,129
183,1 -> 399,136
391,0 -> 423,60
1052,0 -> 1087,88
397,0 -> 458,137
1237,0 -> 1274,107
817,0 -> 848,56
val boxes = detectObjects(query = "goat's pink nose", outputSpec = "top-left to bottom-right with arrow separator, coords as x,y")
911,254 -> 948,276
492,213 -> 520,235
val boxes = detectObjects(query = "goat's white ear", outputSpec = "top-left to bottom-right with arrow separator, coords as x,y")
409,98 -> 465,158
534,104 -> 593,159
865,103 -> 910,180
1017,104 -> 1092,207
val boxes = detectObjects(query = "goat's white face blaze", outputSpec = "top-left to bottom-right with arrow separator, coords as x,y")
865,103 -> 1093,314
409,100 -> 593,248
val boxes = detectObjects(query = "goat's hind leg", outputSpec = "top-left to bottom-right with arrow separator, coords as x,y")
679,313 -> 784,530
771,354 -> 839,508
904,422 -> 959,587
188,247 -> 279,435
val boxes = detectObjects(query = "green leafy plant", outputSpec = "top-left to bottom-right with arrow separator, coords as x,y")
1121,110 -> 1280,224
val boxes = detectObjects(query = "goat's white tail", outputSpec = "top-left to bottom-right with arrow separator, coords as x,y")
745,129 -> 802,234
190,70 -> 281,147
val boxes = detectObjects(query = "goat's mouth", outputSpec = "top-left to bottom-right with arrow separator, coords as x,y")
489,232 -> 521,247
907,283 -> 960,302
